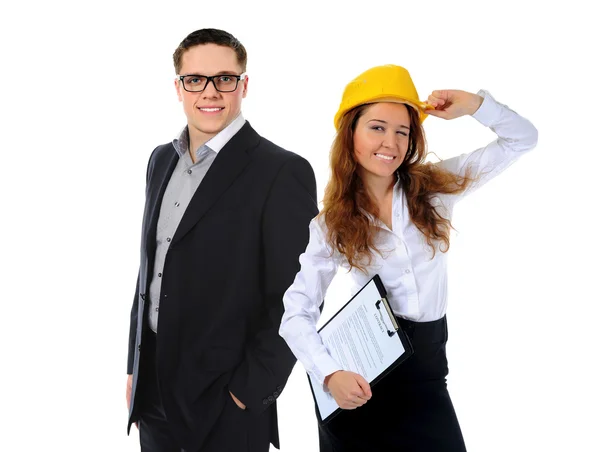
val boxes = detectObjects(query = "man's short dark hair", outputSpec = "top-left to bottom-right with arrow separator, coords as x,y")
173,28 -> 247,74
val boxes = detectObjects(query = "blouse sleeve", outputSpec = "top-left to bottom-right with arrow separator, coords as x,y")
435,89 -> 538,204
279,218 -> 343,385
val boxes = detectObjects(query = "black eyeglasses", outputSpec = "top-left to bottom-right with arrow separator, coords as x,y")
178,73 -> 246,93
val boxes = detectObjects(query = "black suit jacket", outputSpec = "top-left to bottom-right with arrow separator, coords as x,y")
127,122 -> 318,450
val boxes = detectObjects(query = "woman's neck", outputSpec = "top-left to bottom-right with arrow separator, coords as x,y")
359,171 -> 397,229
361,171 -> 396,205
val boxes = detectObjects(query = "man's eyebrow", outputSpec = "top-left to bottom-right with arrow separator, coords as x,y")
183,70 -> 241,76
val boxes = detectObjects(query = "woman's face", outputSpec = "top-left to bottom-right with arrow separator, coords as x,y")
353,102 -> 412,182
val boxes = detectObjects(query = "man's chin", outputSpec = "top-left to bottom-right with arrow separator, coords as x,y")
192,121 -> 226,135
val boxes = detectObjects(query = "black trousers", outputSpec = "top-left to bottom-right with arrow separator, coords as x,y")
136,331 -> 269,452
318,316 -> 467,452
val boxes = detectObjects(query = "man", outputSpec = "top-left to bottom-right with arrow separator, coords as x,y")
126,28 -> 318,452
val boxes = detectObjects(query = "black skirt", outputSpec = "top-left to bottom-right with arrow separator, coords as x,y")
318,315 -> 467,452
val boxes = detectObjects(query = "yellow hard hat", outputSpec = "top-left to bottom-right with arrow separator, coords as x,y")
333,64 -> 429,130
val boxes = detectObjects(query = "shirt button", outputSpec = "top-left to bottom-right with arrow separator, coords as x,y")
155,307 -> 159,312
405,269 -> 411,274
166,237 -> 171,242
175,202 -> 180,207
158,273 -> 162,277
187,169 -> 192,174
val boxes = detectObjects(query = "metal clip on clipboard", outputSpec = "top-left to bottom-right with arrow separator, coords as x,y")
375,297 -> 400,337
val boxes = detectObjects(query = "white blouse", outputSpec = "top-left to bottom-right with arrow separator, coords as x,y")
279,90 -> 539,385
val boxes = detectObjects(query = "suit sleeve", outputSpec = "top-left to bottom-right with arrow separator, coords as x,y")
228,154 -> 319,413
127,276 -> 140,374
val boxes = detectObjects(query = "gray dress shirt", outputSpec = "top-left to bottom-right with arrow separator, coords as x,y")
148,114 -> 246,332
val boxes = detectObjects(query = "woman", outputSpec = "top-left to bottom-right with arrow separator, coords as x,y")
279,64 -> 538,451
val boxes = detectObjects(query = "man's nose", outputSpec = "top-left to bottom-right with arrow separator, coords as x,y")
202,79 -> 221,98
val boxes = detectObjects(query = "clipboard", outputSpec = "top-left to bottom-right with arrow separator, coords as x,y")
307,274 -> 413,424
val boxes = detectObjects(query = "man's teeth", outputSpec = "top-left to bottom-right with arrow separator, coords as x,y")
200,107 -> 222,111
375,154 -> 394,160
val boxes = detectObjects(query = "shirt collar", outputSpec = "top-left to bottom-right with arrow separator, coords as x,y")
172,112 -> 246,159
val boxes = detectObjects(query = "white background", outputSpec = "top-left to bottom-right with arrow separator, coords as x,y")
1,0 -> 598,451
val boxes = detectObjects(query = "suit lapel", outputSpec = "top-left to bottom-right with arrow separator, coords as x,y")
172,122 -> 259,245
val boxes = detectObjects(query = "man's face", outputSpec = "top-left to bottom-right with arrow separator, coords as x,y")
175,44 -> 248,142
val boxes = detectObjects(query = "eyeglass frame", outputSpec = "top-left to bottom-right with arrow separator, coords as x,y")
177,72 -> 247,93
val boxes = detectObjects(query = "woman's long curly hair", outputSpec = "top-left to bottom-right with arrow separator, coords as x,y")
319,103 -> 474,273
